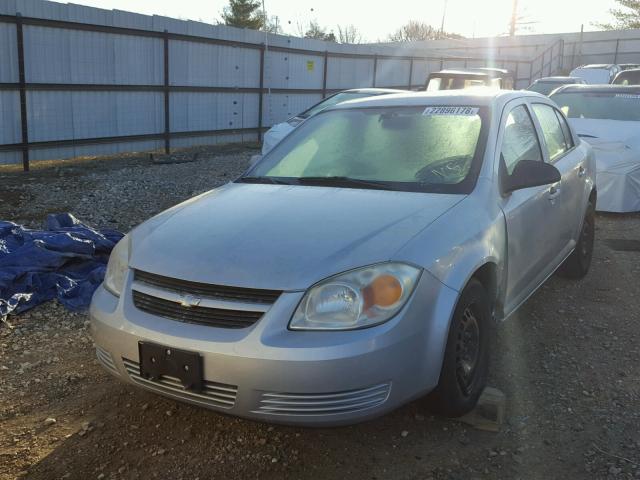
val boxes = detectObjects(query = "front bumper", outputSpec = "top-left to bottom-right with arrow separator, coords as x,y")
90,270 -> 458,426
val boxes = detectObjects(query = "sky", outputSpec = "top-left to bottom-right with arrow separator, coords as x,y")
51,0 -> 618,41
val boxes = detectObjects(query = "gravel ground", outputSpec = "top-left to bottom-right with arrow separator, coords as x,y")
0,147 -> 639,480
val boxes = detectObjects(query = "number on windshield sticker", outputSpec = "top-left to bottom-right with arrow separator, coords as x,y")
423,106 -> 479,116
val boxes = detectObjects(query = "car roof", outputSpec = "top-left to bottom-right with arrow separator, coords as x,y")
574,64 -> 615,70
429,69 -> 490,78
329,89 -> 544,110
616,68 -> 640,75
470,67 -> 511,76
550,84 -> 640,95
342,88 -> 407,94
534,76 -> 583,83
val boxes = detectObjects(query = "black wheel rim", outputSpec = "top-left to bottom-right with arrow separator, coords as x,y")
455,306 -> 481,396
580,213 -> 594,260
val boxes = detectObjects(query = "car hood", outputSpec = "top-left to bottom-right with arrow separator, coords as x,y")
569,118 -> 640,174
129,183 -> 464,291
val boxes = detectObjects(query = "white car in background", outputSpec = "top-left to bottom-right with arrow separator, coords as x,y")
550,84 -> 640,212
261,88 -> 405,154
526,76 -> 586,96
569,64 -> 619,85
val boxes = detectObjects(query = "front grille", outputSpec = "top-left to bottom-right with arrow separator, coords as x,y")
253,383 -> 391,417
132,290 -> 263,328
123,358 -> 237,409
134,270 -> 282,304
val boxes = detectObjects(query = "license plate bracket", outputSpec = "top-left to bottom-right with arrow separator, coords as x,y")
138,342 -> 203,392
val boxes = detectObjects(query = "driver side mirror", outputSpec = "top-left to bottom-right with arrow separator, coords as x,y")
502,160 -> 561,194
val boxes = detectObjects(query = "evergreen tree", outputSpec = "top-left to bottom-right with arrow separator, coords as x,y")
221,0 -> 264,30
599,0 -> 640,29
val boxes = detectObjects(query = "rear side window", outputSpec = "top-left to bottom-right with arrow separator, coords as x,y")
501,105 -> 542,174
613,70 -> 640,85
554,109 -> 574,149
532,103 -> 568,162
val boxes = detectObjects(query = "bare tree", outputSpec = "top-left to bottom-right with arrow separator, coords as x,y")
508,0 -> 537,36
260,12 -> 282,34
337,24 -> 363,44
388,20 -> 463,42
295,20 -> 336,41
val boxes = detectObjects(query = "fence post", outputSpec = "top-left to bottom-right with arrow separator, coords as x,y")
16,13 -> 29,172
372,54 -> 378,87
514,61 -> 520,88
322,50 -> 328,98
578,24 -> 584,67
614,38 -> 620,64
162,30 -> 170,154
407,58 -> 413,90
559,39 -> 565,72
258,44 -> 265,142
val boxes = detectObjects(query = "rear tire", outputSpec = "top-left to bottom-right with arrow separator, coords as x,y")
427,278 -> 492,418
558,199 -> 595,279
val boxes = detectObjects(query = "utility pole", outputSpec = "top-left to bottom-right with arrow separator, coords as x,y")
440,0 -> 448,38
509,0 -> 518,36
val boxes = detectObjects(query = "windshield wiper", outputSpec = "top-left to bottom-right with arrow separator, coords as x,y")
578,133 -> 598,138
237,176 -> 292,185
296,176 -> 396,190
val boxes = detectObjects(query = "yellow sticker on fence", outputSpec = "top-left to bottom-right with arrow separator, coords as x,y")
307,60 -> 315,71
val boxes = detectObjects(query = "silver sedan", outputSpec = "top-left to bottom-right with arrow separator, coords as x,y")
91,90 -> 596,426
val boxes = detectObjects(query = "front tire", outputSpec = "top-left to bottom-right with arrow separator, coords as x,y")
427,279 -> 492,417
558,199 -> 595,279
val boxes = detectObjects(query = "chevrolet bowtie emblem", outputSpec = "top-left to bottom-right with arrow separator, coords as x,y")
179,294 -> 201,308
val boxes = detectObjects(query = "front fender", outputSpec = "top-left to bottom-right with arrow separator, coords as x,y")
393,185 -> 507,310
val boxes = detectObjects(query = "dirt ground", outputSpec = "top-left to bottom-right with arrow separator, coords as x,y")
1,149 -> 639,480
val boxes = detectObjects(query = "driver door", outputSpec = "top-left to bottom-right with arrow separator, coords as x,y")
498,101 -> 565,315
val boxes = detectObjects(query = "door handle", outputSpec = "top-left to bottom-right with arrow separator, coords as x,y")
578,165 -> 586,178
548,185 -> 561,201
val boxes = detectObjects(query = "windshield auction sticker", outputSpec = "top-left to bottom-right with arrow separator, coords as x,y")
423,106 -> 479,116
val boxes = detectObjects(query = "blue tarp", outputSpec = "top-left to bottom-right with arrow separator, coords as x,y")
0,213 -> 123,322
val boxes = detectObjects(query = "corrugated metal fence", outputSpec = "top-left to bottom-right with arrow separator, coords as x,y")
0,3 -> 579,170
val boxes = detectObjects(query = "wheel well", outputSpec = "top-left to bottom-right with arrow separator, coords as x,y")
589,189 -> 597,204
471,263 -> 498,308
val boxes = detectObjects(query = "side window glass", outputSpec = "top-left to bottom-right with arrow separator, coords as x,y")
500,105 -> 542,174
532,103 -> 568,162
554,108 -> 574,149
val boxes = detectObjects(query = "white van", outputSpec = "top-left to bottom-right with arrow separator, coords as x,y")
570,64 -> 619,84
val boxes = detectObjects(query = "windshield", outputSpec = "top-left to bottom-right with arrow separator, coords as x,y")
427,76 -> 490,91
551,91 -> 640,121
528,81 -> 566,96
243,106 -> 488,193
614,70 -> 640,85
299,92 -> 381,119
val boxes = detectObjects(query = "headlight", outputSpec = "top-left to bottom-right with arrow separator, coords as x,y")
290,263 -> 421,331
103,234 -> 130,297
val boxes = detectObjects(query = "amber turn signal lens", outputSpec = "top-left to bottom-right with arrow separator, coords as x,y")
363,274 -> 403,309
